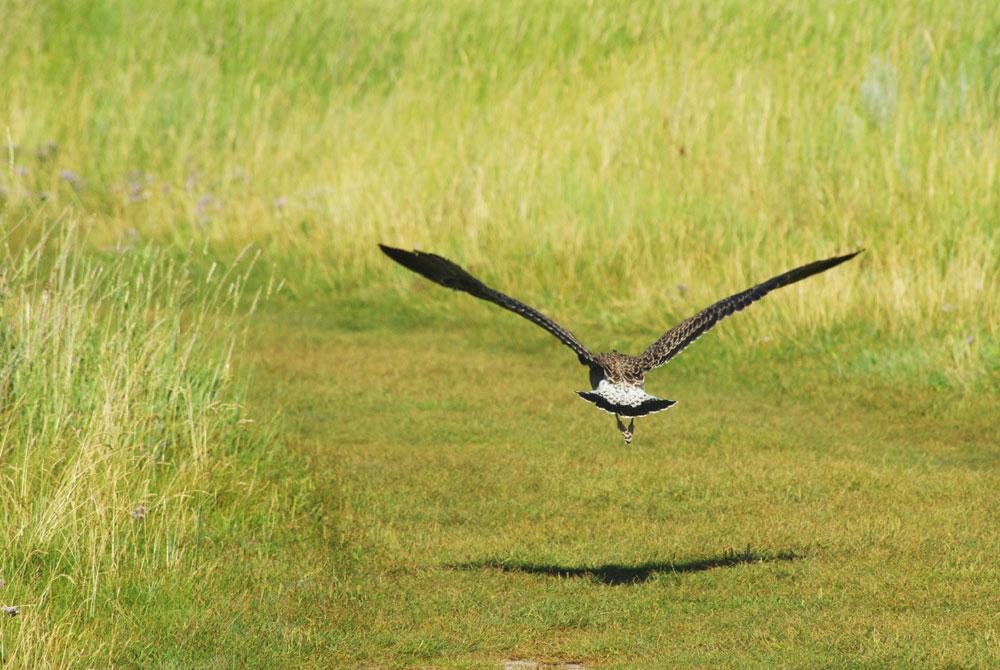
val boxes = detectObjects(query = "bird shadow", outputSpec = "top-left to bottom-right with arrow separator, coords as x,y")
448,546 -> 800,586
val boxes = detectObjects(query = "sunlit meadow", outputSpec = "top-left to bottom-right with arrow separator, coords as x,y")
0,1 -> 997,667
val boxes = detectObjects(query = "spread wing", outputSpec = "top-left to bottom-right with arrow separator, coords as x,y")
379,244 -> 597,366
637,251 -> 862,372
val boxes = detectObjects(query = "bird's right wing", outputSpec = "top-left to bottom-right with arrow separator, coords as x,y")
379,245 -> 597,366
637,251 -> 862,372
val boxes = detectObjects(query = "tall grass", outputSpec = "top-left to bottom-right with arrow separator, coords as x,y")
1,1 -> 996,388
0,226 -> 268,666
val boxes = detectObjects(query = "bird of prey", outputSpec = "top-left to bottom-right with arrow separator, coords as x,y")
379,244 -> 861,445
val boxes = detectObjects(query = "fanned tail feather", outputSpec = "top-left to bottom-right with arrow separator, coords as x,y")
577,391 -> 676,417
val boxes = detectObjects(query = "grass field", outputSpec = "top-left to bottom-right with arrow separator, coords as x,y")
1,1 -> 998,668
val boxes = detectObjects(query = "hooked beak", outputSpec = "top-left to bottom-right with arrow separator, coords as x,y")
615,415 -> 635,445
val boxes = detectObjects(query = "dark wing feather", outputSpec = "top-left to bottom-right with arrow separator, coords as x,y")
379,244 -> 596,366
637,251 -> 862,372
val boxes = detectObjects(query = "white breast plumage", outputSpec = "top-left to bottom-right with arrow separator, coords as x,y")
595,380 -> 653,407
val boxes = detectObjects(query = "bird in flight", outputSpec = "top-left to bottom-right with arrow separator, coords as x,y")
380,244 -> 861,445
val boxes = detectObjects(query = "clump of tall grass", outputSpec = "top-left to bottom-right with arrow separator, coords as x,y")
0,225 -> 268,665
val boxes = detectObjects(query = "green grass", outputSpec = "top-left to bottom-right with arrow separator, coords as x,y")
3,0 -> 998,387
0,229 -> 276,666
0,0 -> 998,667
224,307 -> 997,668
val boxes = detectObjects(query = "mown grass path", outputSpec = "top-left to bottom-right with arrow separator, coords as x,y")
225,304 -> 998,669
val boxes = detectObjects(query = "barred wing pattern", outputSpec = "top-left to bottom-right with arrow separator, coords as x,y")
637,251 -> 862,372
379,245 -> 597,366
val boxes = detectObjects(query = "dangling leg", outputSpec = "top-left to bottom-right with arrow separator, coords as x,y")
615,414 -> 634,445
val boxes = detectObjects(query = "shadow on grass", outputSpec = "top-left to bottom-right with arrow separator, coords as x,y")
448,547 -> 800,586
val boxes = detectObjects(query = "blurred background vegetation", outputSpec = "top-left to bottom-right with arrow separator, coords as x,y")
2,0 -> 997,388
0,1 -> 997,666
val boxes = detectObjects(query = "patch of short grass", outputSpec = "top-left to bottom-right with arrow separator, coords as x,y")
212,307 -> 998,669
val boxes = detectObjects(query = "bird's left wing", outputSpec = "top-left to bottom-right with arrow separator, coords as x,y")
637,251 -> 862,373
379,244 -> 597,366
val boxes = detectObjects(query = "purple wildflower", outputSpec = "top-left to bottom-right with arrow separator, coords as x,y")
196,194 -> 215,215
59,170 -> 82,189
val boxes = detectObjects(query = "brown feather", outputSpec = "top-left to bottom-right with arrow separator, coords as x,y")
379,244 -> 596,366
637,251 -> 862,372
